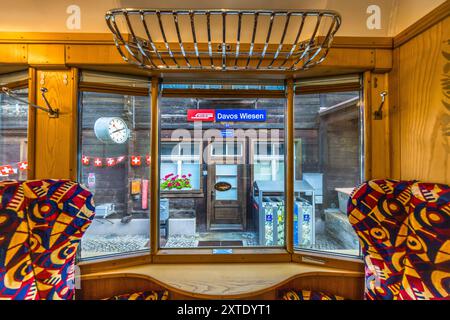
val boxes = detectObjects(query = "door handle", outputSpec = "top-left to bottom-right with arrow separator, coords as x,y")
211,190 -> 215,198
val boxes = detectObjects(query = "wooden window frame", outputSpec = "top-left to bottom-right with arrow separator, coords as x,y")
75,72 -> 364,274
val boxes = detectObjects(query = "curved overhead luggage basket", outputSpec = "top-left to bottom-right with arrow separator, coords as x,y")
105,9 -> 341,71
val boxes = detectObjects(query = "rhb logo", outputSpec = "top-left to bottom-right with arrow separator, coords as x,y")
187,109 -> 215,122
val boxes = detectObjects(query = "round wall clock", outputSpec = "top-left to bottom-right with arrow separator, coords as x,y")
94,117 -> 130,144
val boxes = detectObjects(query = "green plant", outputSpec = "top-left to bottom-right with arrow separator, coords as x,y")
161,173 -> 192,190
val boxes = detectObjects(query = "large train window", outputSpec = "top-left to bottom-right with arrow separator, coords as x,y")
0,71 -> 29,181
158,91 -> 287,248
293,75 -> 363,257
78,72 -> 151,259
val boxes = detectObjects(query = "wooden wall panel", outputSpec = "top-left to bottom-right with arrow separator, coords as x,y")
66,45 -> 126,65
79,273 -> 364,300
369,73 -> 391,179
0,44 -> 27,64
28,44 -> 65,66
391,17 -> 450,183
33,69 -> 78,180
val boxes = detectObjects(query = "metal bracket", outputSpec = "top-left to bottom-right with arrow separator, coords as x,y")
1,86 -> 59,118
373,91 -> 388,120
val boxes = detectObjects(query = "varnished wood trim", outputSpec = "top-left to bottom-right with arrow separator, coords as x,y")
295,82 -> 361,95
329,36 -> 393,49
363,71 -> 372,180
70,68 -> 79,181
0,32 -> 116,44
150,77 -> 160,254
79,81 -> 149,96
78,253 -> 152,274
0,32 -> 392,49
292,252 -> 363,273
153,249 -> 291,264
394,1 -> 450,48
285,79 -> 294,254
81,271 -> 362,300
161,88 -> 285,98
79,262 -> 363,299
26,68 -> 36,180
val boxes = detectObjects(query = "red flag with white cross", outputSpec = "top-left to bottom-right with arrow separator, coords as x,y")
18,161 -> 28,171
94,158 -> 103,167
131,156 -> 141,166
81,155 -> 90,165
0,165 -> 14,175
106,158 -> 116,167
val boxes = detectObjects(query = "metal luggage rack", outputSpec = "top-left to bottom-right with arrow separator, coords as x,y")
105,9 -> 341,71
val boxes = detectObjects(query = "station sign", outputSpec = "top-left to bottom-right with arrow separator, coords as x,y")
187,109 -> 266,122
216,109 -> 266,122
187,109 -> 215,122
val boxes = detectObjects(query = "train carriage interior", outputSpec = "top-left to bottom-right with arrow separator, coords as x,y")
0,0 -> 449,307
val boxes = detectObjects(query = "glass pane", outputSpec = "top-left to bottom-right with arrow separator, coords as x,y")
0,88 -> 28,181
181,162 -> 200,189
79,91 -> 151,259
216,164 -> 237,176
159,96 -> 286,248
254,161 -> 272,180
293,90 -> 362,257
161,142 -> 178,156
215,188 -> 237,200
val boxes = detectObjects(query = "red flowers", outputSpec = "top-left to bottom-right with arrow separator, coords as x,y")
160,173 -> 192,190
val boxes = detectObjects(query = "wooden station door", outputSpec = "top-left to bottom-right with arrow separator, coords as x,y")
206,139 -> 246,231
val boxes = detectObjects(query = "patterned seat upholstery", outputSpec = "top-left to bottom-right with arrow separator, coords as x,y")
0,180 -> 95,300
0,181 -> 36,299
281,289 -> 344,300
105,290 -> 169,300
348,179 -> 450,300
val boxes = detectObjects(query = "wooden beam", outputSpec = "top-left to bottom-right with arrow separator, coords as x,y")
394,0 -> 450,48
0,44 -> 27,64
28,44 -> 65,66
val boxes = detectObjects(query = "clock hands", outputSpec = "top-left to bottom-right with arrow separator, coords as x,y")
110,128 -> 126,134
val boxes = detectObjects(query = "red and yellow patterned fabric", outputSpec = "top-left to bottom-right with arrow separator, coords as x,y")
0,180 -> 95,300
348,179 -> 450,300
105,290 -> 169,300
400,183 -> 450,300
0,181 -> 37,300
282,290 -> 344,300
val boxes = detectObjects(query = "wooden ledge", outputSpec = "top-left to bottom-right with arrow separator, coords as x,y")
81,262 -> 363,299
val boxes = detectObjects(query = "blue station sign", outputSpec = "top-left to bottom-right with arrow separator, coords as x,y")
215,109 -> 267,122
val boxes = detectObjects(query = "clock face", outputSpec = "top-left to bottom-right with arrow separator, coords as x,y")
94,117 -> 129,144
108,118 -> 129,143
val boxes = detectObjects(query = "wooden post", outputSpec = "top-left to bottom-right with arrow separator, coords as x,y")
285,78 -> 294,254
150,77 -> 160,255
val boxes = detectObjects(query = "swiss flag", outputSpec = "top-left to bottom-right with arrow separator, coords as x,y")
81,155 -> 90,165
116,156 -> 125,163
0,165 -> 14,175
106,158 -> 116,167
131,156 -> 141,166
146,155 -> 151,165
18,161 -> 28,171
94,158 -> 103,167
